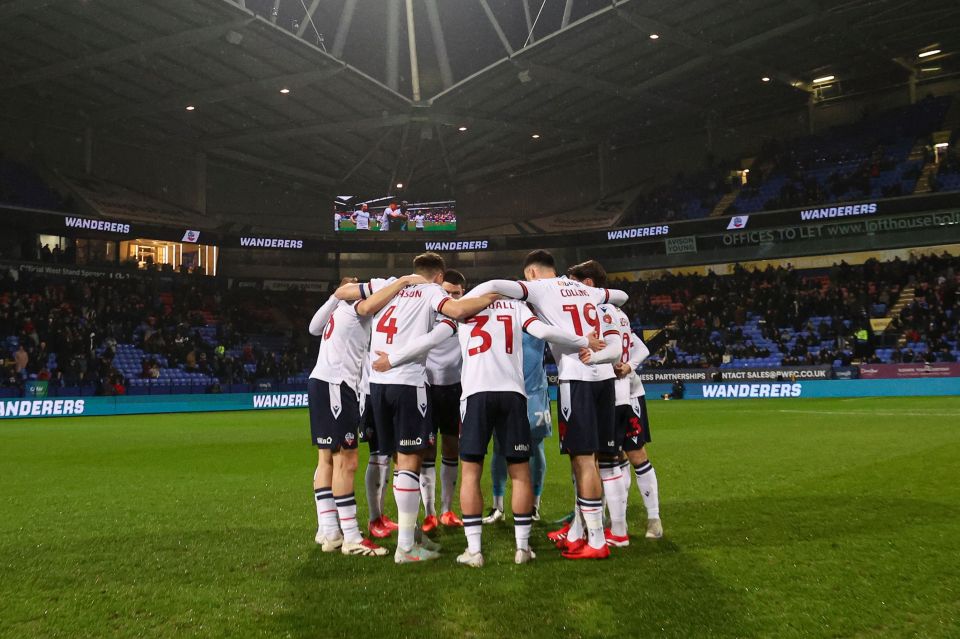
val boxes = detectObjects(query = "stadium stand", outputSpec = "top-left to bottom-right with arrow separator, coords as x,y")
0,266 -> 318,398
615,252 -> 959,370
627,95 -> 956,225
0,158 -> 72,212
3,252 -> 958,398
731,95 -> 953,214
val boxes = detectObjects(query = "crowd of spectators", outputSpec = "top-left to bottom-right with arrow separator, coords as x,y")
614,253 -> 960,370
3,251 -> 959,395
1,266 -> 320,396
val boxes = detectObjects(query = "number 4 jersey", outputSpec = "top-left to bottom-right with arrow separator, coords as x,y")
366,279 -> 452,387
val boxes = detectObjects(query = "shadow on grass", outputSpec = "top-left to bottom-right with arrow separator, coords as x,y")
273,533 -> 752,639
271,493 -> 960,639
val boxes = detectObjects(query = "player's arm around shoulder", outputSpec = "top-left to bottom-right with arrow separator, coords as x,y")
467,278 -> 531,301
371,318 -> 457,372
521,304 -> 604,351
438,287 -> 499,320
355,274 -> 429,316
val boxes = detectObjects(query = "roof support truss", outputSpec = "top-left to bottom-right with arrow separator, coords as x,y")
330,0 -> 358,58
477,0 -> 514,56
0,17 -> 254,91
202,113 -> 411,149
94,65 -> 346,122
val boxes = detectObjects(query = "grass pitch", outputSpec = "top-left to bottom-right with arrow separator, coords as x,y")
1,397 -> 959,638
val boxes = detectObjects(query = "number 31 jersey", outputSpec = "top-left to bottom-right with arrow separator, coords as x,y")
458,299 -> 538,400
366,278 -> 452,387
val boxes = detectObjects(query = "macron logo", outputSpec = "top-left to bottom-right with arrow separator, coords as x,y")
424,240 -> 489,251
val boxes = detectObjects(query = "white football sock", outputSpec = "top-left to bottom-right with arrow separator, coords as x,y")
440,457 -> 458,513
514,512 -> 532,551
463,514 -> 483,554
634,461 -> 660,519
393,470 -> 421,551
619,460 -> 633,505
314,487 -> 340,540
578,496 -> 605,549
334,492 -> 363,543
420,459 -> 436,517
600,462 -> 628,537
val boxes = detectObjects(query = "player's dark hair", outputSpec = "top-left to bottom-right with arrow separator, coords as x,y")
443,269 -> 466,288
413,252 -> 446,276
567,260 -> 607,287
523,249 -> 555,272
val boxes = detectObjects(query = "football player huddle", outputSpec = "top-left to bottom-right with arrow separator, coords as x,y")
307,250 -> 662,566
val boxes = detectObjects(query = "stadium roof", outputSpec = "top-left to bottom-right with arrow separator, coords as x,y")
1,0 -> 958,200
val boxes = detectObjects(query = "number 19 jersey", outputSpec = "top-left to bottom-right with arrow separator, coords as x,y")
458,299 -> 538,400
518,277 -> 616,382
366,279 -> 452,387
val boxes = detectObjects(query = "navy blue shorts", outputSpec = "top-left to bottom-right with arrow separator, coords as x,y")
618,397 -> 652,451
370,383 -> 434,455
459,391 -> 530,461
308,379 -> 360,450
557,379 -> 617,456
430,383 -> 462,437
358,392 -> 378,451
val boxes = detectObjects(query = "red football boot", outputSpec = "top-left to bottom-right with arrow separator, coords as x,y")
547,521 -> 571,544
440,511 -> 464,527
421,514 -> 439,533
381,514 -> 399,531
558,537 -> 586,552
604,528 -> 630,547
368,517 -> 391,539
562,541 -> 610,560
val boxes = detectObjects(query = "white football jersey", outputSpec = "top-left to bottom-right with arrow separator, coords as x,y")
366,280 -> 452,386
355,210 -> 370,230
610,305 -> 635,405
309,300 -> 370,389
458,299 -> 539,399
627,329 -> 648,399
360,352 -> 372,395
426,319 -> 462,386
518,277 -> 619,382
